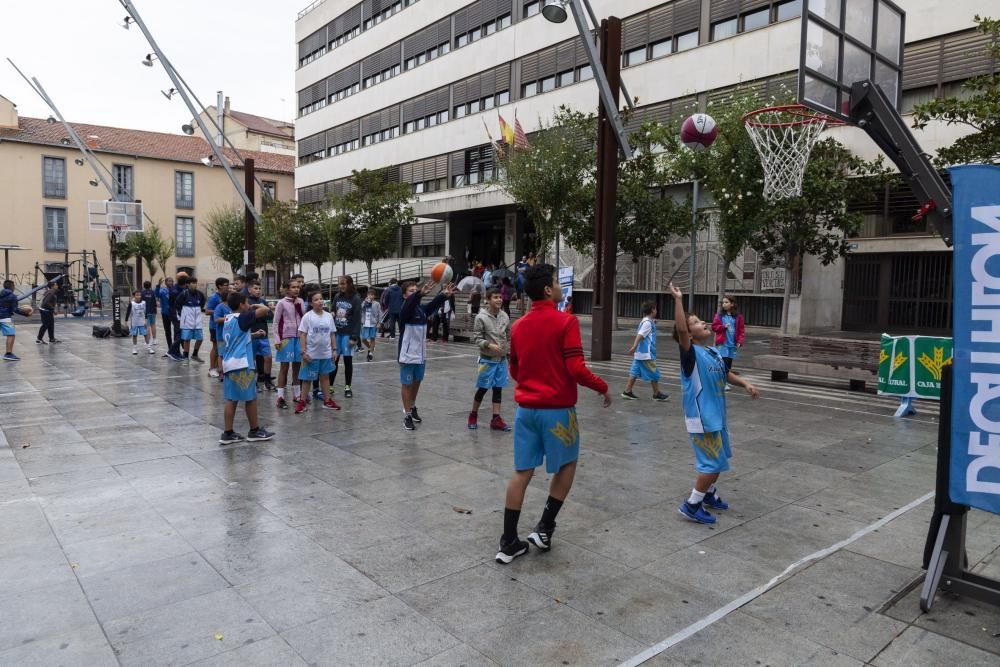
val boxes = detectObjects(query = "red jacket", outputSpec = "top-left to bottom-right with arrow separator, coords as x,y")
510,300 -> 608,409
711,312 -> 746,347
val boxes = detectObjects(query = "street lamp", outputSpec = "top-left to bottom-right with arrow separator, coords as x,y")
543,0 -> 629,361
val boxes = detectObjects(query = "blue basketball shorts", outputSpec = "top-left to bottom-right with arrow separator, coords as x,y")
513,407 -> 580,474
274,338 -> 302,363
689,429 -> 732,474
180,328 -> 203,341
145,313 -> 156,326
299,357 -> 334,381
475,358 -> 509,389
399,362 -> 426,386
361,326 -> 377,341
223,369 -> 258,402
629,358 -> 661,382
130,325 -> 147,337
252,338 -> 271,357
335,333 -> 354,357
0,320 -> 14,337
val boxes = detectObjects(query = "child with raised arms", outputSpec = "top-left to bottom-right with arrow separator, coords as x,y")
219,292 -> 274,445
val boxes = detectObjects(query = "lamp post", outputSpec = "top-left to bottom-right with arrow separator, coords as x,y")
544,0 -> 631,361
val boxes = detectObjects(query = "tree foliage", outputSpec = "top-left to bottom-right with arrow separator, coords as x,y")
911,15 -> 1000,166
203,205 -> 245,274
330,168 -> 413,286
258,199 -> 305,282
126,222 -> 173,282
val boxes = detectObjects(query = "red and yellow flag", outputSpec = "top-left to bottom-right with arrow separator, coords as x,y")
498,113 -> 515,146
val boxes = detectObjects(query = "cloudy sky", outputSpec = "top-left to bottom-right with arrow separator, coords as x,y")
0,0 -> 297,132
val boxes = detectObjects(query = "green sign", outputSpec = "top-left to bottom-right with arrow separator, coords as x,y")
877,334 -> 952,400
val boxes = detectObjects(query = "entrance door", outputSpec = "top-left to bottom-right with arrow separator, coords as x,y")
843,252 -> 952,334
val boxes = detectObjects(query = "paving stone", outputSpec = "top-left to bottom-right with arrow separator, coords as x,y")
190,636 -> 307,666
873,626 -> 999,666
0,580 -> 99,652
0,622 -> 118,667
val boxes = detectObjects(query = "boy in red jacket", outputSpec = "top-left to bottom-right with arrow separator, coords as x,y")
496,264 -> 610,564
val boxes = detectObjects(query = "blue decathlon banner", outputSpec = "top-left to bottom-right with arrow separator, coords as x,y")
950,164 -> 1000,515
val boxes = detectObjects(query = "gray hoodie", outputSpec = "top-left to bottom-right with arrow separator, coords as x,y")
473,307 -> 511,360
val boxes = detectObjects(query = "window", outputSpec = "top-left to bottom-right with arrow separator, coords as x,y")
540,76 -> 556,92
742,8 -> 770,32
43,207 -> 67,251
712,18 -> 737,41
112,164 -> 134,201
524,1 -> 540,18
175,171 -> 194,209
522,82 -> 538,98
624,47 -> 648,67
497,91 -> 509,106
776,0 -> 802,20
262,180 -> 276,210
650,38 -> 672,59
558,70 -> 574,87
175,217 -> 194,257
676,31 -> 699,52
578,64 -> 593,81
42,157 -> 66,198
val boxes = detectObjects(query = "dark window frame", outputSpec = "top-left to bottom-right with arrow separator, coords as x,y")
175,216 -> 195,257
43,206 -> 68,251
174,170 -> 194,209
42,155 -> 67,199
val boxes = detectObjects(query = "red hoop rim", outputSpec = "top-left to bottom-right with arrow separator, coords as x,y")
742,104 -> 846,129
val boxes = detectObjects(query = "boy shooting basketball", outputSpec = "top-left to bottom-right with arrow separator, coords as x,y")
1,280 -> 33,362
219,292 -> 274,445
496,264 -> 610,564
670,282 -> 759,525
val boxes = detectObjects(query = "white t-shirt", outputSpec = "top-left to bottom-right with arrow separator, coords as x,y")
298,310 -> 334,359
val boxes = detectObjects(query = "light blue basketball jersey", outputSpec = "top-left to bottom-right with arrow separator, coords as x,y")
634,317 -> 656,361
222,312 -> 255,373
680,344 -> 727,433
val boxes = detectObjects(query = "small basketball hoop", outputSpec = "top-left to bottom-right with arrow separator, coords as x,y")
109,223 -> 130,244
88,200 -> 143,243
743,104 -> 845,201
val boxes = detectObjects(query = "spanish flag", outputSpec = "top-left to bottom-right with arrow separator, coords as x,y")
498,113 -> 515,146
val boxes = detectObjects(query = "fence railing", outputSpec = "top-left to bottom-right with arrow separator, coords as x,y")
571,290 -> 784,328
322,259 -> 436,288
297,0 -> 326,20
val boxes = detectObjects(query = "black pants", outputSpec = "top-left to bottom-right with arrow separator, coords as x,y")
161,314 -> 175,349
384,312 -> 399,337
430,315 -> 450,341
168,318 -> 182,356
723,357 -> 734,372
37,310 -> 55,341
330,355 -> 353,387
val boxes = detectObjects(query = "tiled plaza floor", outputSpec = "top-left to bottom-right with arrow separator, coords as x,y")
1,319 -> 998,666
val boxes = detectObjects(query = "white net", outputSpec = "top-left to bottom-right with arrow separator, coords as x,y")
744,107 -> 833,200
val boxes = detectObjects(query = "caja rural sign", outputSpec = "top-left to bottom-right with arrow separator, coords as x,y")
878,334 -> 952,400
950,164 -> 1000,515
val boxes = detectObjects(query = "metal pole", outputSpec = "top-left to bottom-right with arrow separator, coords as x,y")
120,0 -> 263,226
688,179 -> 699,314
555,231 -> 560,269
216,91 -> 224,147
567,0 -> 632,159
244,158 -> 256,276
579,0 -> 633,109
591,17 -> 622,362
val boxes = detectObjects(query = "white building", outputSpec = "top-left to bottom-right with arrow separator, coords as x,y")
294,0 -> 993,333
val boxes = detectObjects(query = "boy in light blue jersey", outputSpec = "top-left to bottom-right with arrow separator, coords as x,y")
669,283 -> 758,525
219,291 -> 274,445
621,300 -> 669,401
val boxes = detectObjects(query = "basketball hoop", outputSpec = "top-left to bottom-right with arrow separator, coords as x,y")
743,104 -> 845,201
109,223 -> 129,244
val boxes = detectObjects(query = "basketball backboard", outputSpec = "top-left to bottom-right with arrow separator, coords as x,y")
88,200 -> 144,241
799,0 -> 905,121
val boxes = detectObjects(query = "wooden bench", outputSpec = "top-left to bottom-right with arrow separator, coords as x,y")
448,293 -> 525,341
752,334 -> 880,390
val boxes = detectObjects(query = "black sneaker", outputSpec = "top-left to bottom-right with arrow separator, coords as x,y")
246,427 -> 274,442
620,391 -> 638,400
652,392 -> 670,401
218,431 -> 244,445
410,406 -> 422,423
191,354 -> 205,364
35,339 -> 46,344
527,522 -> 555,551
367,351 -> 373,362
403,414 -> 416,431
495,537 -> 529,564
50,339 -> 62,344
344,386 -> 353,398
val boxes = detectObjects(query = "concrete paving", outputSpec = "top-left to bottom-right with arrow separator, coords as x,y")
1,317 -> 998,666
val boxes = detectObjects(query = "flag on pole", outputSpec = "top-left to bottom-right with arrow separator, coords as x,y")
498,113 -> 515,146
483,117 -> 505,158
513,113 -> 530,149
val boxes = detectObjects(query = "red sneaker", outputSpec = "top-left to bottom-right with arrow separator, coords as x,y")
294,399 -> 307,414
276,396 -> 288,410
323,399 -> 341,411
490,415 -> 511,432
467,412 -> 478,430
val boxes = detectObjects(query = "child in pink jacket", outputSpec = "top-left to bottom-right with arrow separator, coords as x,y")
273,280 -> 305,409
711,296 -> 745,377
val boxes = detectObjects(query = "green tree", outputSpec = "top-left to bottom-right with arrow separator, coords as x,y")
204,205 -> 245,275
330,169 -> 413,286
297,206 -> 334,297
495,106 -> 597,255
126,222 -> 170,285
258,199 -> 304,284
912,15 -> 999,165
153,226 -> 177,284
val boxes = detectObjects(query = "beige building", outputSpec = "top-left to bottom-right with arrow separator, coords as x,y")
0,95 -> 294,297
195,96 -> 296,156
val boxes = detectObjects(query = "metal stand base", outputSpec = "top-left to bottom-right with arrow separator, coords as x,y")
921,512 -> 1000,611
894,397 -> 916,417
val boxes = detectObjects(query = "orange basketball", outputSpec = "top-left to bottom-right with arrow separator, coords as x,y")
430,262 -> 453,284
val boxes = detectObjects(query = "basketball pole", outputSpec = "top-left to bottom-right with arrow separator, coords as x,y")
688,180 -> 699,315
244,158 -> 256,277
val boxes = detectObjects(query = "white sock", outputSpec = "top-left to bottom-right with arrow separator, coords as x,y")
292,386 -> 301,399
708,485 -> 717,496
277,387 -> 285,398
403,408 -> 410,416
687,489 -> 706,505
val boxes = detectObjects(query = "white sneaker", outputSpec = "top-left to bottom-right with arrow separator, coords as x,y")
132,349 -> 138,355
208,368 -> 220,378
147,347 -> 155,354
